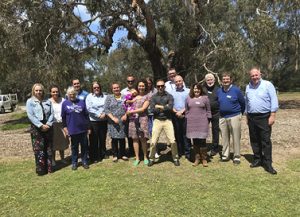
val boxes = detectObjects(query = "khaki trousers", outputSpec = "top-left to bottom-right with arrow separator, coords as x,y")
149,119 -> 178,160
219,114 -> 241,159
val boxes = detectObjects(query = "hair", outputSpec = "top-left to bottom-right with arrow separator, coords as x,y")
168,68 -> 176,74
71,78 -> 80,84
90,81 -> 102,93
221,72 -> 232,79
49,85 -> 61,97
127,74 -> 135,79
205,73 -> 215,81
31,83 -> 45,98
189,83 -> 205,98
66,86 -> 77,96
156,79 -> 165,85
135,79 -> 148,94
111,82 -> 120,91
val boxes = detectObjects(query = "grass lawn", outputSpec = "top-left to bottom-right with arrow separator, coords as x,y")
0,112 -> 29,131
1,157 -> 299,217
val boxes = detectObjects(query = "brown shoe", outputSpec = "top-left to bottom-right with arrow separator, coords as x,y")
200,148 -> 208,167
193,154 -> 200,167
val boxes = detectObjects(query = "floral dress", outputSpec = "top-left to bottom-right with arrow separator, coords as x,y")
104,95 -> 126,139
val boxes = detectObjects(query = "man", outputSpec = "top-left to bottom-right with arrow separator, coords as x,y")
120,74 -> 135,157
148,79 -> 180,166
165,68 -> 185,93
202,73 -> 220,156
170,75 -> 191,159
72,79 -> 89,101
245,67 -> 278,175
217,72 -> 245,165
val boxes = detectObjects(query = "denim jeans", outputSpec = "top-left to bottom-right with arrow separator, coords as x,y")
70,132 -> 88,166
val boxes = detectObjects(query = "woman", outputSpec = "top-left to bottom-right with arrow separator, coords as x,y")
49,85 -> 69,166
86,81 -> 108,163
61,86 -> 89,170
127,79 -> 150,166
146,77 -> 157,98
185,83 -> 211,167
104,82 -> 128,162
26,83 -> 54,175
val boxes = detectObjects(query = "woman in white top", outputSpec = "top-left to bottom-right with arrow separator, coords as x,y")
50,85 -> 69,165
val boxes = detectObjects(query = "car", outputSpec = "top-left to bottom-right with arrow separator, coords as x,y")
0,94 -> 16,113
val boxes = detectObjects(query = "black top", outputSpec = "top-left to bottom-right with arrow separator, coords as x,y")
203,83 -> 220,115
149,91 -> 174,120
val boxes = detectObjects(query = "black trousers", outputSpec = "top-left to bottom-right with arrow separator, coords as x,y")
172,116 -> 191,158
209,112 -> 220,148
124,120 -> 134,157
247,113 -> 273,165
111,138 -> 126,158
89,121 -> 107,161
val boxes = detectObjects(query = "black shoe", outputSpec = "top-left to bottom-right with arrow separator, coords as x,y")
71,165 -> 78,170
83,164 -> 89,169
264,165 -> 277,175
148,160 -> 154,167
173,160 -> 180,166
250,160 -> 262,168
220,157 -> 230,162
210,149 -> 217,157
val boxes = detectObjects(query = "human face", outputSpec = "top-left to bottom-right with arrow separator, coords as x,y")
138,82 -> 146,94
147,80 -> 153,90
72,79 -> 81,91
206,77 -> 215,87
175,76 -> 184,89
249,68 -> 261,86
222,76 -> 232,88
112,84 -> 120,96
93,84 -> 101,95
50,87 -> 59,100
34,85 -> 43,99
127,76 -> 135,88
156,81 -> 165,93
193,86 -> 201,97
168,69 -> 176,82
68,92 -> 76,101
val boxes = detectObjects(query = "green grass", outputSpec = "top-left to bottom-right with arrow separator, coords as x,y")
1,112 -> 29,131
1,157 -> 299,217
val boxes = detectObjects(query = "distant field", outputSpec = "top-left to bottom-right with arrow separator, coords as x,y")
278,92 -> 300,101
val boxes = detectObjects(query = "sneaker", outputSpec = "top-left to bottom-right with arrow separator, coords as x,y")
71,165 -> 78,170
112,157 -> 118,162
173,160 -> 180,166
122,156 -> 129,161
155,153 -> 160,159
148,160 -> 154,167
220,156 -> 230,162
83,164 -> 89,169
233,158 -> 241,165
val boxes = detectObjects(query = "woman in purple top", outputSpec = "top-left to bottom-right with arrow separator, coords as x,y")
186,83 -> 211,167
61,86 -> 90,170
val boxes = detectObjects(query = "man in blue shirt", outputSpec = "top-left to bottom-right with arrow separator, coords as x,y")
217,72 -> 245,164
170,75 -> 191,160
245,67 -> 279,175
72,79 -> 89,101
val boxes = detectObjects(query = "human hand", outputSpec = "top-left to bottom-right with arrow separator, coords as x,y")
268,115 -> 275,126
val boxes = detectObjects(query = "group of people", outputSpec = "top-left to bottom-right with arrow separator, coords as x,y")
26,66 -> 279,176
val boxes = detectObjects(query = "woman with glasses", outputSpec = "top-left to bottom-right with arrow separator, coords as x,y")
86,81 -> 108,163
26,83 -> 54,175
104,82 -> 128,162
49,85 -> 69,166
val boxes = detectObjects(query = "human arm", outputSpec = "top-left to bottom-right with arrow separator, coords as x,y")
26,99 -> 44,128
237,88 -> 246,114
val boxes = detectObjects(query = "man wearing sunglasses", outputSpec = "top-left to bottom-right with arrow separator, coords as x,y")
148,79 -> 180,167
120,75 -> 136,157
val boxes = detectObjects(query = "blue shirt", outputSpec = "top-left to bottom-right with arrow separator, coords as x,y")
245,79 -> 278,114
77,89 -> 89,101
217,85 -> 245,118
170,87 -> 190,111
86,93 -> 107,121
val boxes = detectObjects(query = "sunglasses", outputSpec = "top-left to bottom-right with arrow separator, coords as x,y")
156,85 -> 165,88
127,80 -> 135,83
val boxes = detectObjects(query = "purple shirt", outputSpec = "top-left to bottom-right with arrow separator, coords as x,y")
61,99 -> 89,135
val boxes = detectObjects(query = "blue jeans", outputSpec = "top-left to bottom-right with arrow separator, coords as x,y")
70,132 -> 88,166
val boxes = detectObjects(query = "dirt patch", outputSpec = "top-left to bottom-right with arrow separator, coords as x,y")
0,106 -> 299,165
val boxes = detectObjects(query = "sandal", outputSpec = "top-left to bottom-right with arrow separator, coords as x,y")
144,159 -> 149,165
133,160 -> 140,166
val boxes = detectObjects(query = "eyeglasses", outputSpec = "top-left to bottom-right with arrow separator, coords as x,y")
156,85 -> 165,88
127,80 -> 135,83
